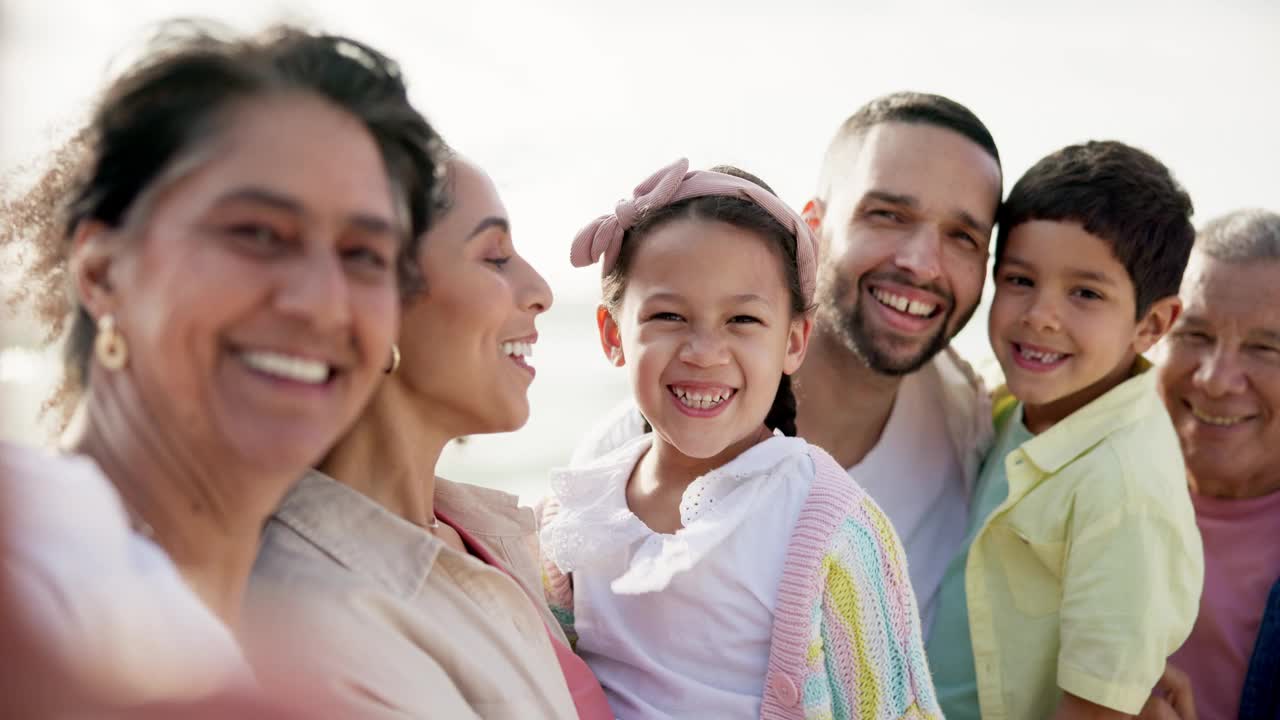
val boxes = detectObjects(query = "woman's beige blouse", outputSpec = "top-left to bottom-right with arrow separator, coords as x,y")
246,470 -> 579,720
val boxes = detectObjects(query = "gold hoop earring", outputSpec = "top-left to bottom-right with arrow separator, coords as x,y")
384,344 -> 400,374
94,314 -> 128,371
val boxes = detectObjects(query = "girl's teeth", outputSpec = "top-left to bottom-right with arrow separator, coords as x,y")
240,350 -> 329,384
673,387 -> 730,409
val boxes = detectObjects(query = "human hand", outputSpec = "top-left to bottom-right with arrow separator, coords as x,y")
1138,662 -> 1197,720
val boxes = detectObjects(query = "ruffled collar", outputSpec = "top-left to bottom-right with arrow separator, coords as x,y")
540,433 -> 811,594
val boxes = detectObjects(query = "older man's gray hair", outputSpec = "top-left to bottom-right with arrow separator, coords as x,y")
1196,208 -> 1280,261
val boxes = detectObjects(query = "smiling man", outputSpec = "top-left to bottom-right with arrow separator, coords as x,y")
1160,209 -> 1280,720
794,94 -> 1002,635
572,92 -> 1003,636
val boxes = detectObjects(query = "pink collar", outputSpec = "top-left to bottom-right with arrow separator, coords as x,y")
436,511 -> 612,720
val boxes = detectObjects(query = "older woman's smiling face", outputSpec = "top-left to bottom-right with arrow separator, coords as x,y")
79,94 -> 403,475
395,158 -> 552,437
1159,250 -> 1280,497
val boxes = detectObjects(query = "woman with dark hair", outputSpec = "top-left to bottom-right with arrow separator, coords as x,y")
0,22 -> 443,714
248,156 -> 611,719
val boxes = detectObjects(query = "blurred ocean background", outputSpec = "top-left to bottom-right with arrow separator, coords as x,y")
2,0 -> 1278,503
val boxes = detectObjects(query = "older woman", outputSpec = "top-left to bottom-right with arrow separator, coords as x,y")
1159,209 -> 1280,720
247,157 -> 610,720
0,24 -> 442,715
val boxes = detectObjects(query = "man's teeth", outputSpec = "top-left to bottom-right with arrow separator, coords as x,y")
1190,406 -> 1249,427
1018,345 -> 1066,364
872,288 -> 936,317
240,350 -> 330,384
502,341 -> 534,358
672,386 -> 732,410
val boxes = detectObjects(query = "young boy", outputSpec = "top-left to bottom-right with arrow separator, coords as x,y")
927,141 -> 1204,719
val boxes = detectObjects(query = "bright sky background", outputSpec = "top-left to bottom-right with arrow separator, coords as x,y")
2,0 -> 1277,496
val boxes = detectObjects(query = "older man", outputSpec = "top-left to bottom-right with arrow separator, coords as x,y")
1159,209 -> 1280,720
572,91 -> 1003,636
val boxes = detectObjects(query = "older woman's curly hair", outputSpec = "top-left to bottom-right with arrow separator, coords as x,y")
1,22 -> 447,423
1,132 -> 91,420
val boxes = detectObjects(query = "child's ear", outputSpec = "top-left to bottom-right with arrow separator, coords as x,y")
70,219 -> 123,318
801,199 -> 824,234
596,305 -> 625,367
782,312 -> 814,375
1132,295 -> 1182,355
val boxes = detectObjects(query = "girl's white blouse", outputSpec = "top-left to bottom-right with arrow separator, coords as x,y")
541,433 -> 815,719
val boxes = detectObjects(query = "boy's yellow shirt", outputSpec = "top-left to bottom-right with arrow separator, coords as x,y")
967,360 -> 1204,718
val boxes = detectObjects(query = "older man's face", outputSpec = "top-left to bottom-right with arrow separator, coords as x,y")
1158,250 -> 1280,491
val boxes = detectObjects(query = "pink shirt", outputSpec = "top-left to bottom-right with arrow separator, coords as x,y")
1170,488 -> 1280,720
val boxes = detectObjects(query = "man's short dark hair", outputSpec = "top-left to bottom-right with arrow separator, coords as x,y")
1195,208 -> 1280,262
994,140 -> 1195,318
818,91 -> 1001,203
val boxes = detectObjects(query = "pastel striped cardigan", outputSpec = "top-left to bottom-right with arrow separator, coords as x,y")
540,442 -> 941,720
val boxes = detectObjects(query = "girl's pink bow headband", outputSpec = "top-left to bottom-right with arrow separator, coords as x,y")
569,158 -> 819,303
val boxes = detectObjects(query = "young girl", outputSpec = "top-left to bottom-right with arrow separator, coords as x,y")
539,159 -> 940,720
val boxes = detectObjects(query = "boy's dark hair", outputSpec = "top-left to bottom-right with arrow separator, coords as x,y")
602,165 -> 805,437
994,140 -> 1195,318
818,91 -> 1002,203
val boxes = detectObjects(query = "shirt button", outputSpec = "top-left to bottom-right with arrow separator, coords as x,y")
768,674 -> 800,707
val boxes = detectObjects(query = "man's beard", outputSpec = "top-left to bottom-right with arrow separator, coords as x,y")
817,270 -> 970,377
